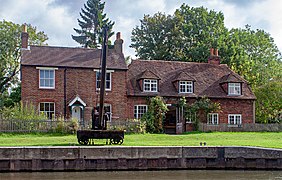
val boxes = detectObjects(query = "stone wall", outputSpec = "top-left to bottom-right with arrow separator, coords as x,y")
199,123 -> 282,132
0,146 -> 281,171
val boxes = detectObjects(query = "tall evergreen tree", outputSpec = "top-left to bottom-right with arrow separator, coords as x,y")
72,0 -> 114,48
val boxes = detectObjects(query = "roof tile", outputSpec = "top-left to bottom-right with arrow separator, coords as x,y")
21,45 -> 127,70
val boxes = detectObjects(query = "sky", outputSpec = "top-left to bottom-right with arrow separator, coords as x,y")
0,0 -> 281,58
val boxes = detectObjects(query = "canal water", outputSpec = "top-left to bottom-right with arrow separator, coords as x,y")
0,170 -> 281,180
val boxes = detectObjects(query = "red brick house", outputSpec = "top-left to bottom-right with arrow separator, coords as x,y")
21,31 -> 256,133
21,33 -> 128,127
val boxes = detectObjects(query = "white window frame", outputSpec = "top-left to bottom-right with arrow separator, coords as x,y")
228,83 -> 241,95
186,111 -> 196,123
179,81 -> 193,93
96,71 -> 112,91
39,102 -> 55,120
134,105 -> 148,119
228,114 -> 242,125
207,113 -> 219,125
143,79 -> 158,92
96,103 -> 112,122
36,67 -> 58,89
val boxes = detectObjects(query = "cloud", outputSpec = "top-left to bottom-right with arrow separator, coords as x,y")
0,0 -> 281,57
0,0 -> 79,47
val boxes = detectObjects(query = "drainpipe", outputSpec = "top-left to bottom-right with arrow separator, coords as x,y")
64,68 -> 67,119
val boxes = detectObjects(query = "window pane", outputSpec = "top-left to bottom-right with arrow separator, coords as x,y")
229,116 -> 234,124
50,70 -> 54,78
96,72 -> 101,80
214,114 -> 218,124
96,81 -> 101,89
40,103 -> 44,111
45,103 -> 49,111
45,70 -> 50,78
40,79 -> 44,87
50,103 -> 54,111
40,70 -> 44,78
50,79 -> 54,87
45,79 -> 50,87
106,73 -> 110,80
106,81 -> 110,89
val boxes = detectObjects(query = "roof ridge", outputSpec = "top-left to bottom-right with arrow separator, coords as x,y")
30,45 -> 99,51
133,59 -> 205,65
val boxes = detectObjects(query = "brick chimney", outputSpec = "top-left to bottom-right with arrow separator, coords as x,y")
21,24 -> 29,49
114,32 -> 123,54
208,48 -> 220,65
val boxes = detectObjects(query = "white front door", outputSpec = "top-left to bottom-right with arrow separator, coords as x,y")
72,106 -> 81,121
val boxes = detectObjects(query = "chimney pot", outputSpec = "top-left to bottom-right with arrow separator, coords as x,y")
114,32 -> 123,54
215,49 -> 219,56
116,32 -> 121,40
23,24 -> 27,32
21,24 -> 29,49
210,48 -> 214,56
208,48 -> 220,65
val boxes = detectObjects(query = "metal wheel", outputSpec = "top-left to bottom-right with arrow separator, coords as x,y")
110,136 -> 123,145
78,137 -> 89,145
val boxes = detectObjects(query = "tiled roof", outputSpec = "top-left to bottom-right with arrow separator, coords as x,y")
127,60 -> 256,99
21,45 -> 127,70
220,73 -> 244,83
138,69 -> 161,80
173,71 -> 195,82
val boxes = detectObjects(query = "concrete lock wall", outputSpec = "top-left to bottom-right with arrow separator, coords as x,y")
0,146 -> 281,171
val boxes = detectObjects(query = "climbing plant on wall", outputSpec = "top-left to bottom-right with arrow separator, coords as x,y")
141,96 -> 168,133
184,96 -> 221,130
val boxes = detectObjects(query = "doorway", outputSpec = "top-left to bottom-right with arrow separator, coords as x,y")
164,106 -> 176,134
72,106 -> 81,121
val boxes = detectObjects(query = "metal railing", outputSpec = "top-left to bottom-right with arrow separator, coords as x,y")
0,119 -> 70,133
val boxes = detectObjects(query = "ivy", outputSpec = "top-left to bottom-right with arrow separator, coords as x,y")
141,96 -> 168,133
184,96 -> 221,130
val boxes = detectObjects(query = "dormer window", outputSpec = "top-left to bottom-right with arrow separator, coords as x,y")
179,81 -> 193,93
144,79 -> 158,92
228,83 -> 241,95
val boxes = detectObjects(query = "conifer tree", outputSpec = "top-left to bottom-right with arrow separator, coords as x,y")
72,0 -> 114,48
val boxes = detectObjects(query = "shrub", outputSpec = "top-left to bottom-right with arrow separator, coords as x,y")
141,96 -> 168,133
108,119 -> 146,134
0,102 -> 47,120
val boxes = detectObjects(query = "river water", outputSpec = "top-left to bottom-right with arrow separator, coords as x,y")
0,170 -> 281,180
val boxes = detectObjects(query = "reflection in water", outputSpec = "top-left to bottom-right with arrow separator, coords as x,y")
1,170 -> 281,180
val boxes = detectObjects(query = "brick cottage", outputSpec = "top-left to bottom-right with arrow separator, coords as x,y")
21,30 -> 256,133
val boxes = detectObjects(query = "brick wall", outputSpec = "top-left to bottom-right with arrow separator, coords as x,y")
212,98 -> 254,124
21,66 -> 127,124
126,96 -> 254,132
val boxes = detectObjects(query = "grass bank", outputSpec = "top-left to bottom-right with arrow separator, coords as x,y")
0,132 -> 281,148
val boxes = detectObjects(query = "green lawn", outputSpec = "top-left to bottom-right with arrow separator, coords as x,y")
0,132 -> 281,148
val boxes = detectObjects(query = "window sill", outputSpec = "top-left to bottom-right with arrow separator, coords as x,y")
227,94 -> 242,96
207,124 -> 219,126
39,87 -> 55,90
96,89 -> 112,92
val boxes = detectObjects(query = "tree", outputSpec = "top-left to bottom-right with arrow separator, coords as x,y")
131,4 -> 228,62
0,20 -> 48,97
254,80 -> 282,123
0,83 -> 21,108
72,0 -> 114,48
141,96 -> 168,133
223,26 -> 282,87
131,4 -> 281,87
